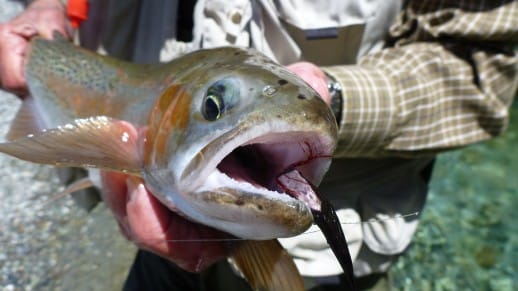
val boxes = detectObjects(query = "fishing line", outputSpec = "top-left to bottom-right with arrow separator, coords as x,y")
136,212 -> 420,243
35,195 -> 421,243
38,187 -> 420,243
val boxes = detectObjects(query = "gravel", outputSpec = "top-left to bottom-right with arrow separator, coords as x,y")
1,90 -> 135,291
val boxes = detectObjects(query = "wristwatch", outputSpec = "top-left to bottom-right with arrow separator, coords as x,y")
325,72 -> 343,123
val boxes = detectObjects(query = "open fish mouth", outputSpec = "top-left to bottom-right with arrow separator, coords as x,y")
177,128 -> 335,239
211,131 -> 333,199
177,115 -> 336,238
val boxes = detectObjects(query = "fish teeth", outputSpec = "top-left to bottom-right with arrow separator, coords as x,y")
200,169 -> 295,201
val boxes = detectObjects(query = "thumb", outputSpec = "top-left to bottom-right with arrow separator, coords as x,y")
286,62 -> 330,105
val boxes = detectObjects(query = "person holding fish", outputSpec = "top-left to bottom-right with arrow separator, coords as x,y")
1,0 -> 517,290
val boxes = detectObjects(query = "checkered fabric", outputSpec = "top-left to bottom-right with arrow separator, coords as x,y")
324,0 -> 518,157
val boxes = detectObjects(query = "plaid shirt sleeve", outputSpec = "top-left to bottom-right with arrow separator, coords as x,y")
324,0 -> 518,158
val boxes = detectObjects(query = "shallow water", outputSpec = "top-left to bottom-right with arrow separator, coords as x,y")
390,102 -> 517,290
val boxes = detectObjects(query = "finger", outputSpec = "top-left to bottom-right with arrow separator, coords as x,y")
21,3 -> 71,40
101,171 -> 129,218
125,178 -> 172,251
100,171 -> 131,237
99,120 -> 139,220
38,22 -> 71,40
11,24 -> 38,39
124,178 -> 234,272
99,120 -> 140,236
0,28 -> 29,95
287,62 -> 330,104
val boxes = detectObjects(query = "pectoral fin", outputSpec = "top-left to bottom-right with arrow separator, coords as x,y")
232,240 -> 304,291
0,116 -> 141,175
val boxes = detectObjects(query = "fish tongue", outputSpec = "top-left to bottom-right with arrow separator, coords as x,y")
277,169 -> 357,291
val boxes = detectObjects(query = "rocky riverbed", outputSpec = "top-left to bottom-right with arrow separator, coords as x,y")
0,92 -> 136,291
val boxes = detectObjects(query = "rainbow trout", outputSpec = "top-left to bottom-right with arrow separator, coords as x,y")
0,37 -> 355,290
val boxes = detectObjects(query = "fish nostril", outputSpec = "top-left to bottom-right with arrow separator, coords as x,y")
297,94 -> 306,100
277,79 -> 288,86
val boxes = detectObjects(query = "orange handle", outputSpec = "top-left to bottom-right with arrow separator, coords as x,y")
67,0 -> 89,28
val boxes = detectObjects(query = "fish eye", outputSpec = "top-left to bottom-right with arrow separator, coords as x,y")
203,94 -> 223,121
202,78 -> 239,121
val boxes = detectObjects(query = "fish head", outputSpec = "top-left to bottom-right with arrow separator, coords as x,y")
142,47 -> 338,240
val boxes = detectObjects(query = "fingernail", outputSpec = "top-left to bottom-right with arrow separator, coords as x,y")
126,177 -> 140,203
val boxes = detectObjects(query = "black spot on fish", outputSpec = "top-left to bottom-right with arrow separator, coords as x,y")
278,79 -> 288,86
235,198 -> 245,206
297,94 -> 307,100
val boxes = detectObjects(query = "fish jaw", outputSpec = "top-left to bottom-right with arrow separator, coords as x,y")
191,131 -> 333,239
146,122 -> 335,239
187,184 -> 314,240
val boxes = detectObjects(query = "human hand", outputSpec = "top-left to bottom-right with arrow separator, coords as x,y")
0,0 -> 71,97
287,62 -> 330,105
100,123 -> 236,273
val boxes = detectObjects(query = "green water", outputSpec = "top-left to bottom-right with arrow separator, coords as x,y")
390,102 -> 517,290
